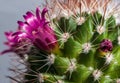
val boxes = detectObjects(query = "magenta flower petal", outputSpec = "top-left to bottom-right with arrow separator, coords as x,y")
2,31 -> 32,56
23,12 -> 39,28
36,7 -> 41,21
0,49 -> 13,55
18,7 -> 58,52
26,11 -> 34,18
17,21 -> 29,31
5,31 -> 12,36
41,8 -> 48,20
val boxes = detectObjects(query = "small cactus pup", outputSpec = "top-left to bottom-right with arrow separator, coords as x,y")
1,0 -> 120,83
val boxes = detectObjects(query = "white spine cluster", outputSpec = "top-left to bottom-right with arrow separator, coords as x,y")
67,59 -> 76,72
23,54 -> 29,61
66,59 -> 77,79
38,74 -> 44,83
76,17 -> 85,25
105,53 -> 113,64
96,25 -> 105,35
82,43 -> 92,53
61,33 -> 70,43
47,53 -> 55,64
60,10 -> 73,19
118,36 -> 120,45
114,13 -> 120,25
92,69 -> 102,81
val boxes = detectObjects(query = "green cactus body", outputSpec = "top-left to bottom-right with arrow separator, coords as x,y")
4,0 -> 120,83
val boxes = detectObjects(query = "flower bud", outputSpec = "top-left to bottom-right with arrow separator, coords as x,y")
100,39 -> 113,52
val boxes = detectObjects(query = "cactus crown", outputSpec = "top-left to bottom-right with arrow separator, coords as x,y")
2,0 -> 120,83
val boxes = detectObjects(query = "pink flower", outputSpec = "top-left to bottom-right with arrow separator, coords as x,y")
1,31 -> 32,56
17,8 -> 58,52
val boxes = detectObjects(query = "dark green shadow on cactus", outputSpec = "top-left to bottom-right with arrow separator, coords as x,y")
105,16 -> 118,42
53,56 -> 70,75
78,49 -> 96,67
68,65 -> 93,83
62,38 -> 82,58
57,17 -> 77,32
74,14 -> 94,44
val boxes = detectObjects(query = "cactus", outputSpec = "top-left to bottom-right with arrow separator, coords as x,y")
1,0 -> 120,83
